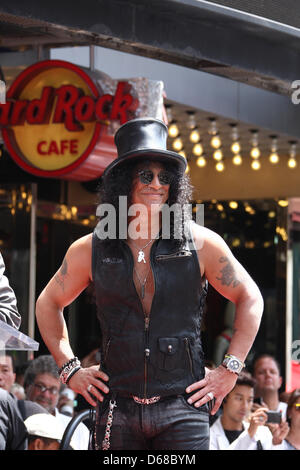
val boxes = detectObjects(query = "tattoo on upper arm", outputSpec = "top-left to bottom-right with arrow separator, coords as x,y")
61,257 -> 68,276
54,257 -> 68,292
216,256 -> 240,288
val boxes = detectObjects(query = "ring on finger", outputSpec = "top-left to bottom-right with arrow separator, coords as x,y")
206,391 -> 214,401
87,384 -> 93,393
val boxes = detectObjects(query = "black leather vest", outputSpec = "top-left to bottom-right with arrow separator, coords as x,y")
92,224 -> 207,398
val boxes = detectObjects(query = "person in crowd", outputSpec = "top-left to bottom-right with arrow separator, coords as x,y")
24,354 -> 89,450
274,388 -> 300,450
210,370 -> 288,450
25,412 -> 72,450
0,388 -> 27,450
15,361 -> 31,387
35,117 -> 264,450
0,252 -> 21,329
252,354 -> 287,418
10,382 -> 26,400
0,352 -> 16,393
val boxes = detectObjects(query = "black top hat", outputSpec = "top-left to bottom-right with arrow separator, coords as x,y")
103,117 -> 187,177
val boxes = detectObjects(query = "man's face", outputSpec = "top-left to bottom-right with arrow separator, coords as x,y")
26,373 -> 60,414
29,438 -> 60,450
223,385 -> 254,425
0,355 -> 16,392
131,161 -> 171,209
253,357 -> 282,393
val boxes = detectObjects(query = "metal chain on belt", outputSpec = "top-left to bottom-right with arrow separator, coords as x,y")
102,399 -> 117,450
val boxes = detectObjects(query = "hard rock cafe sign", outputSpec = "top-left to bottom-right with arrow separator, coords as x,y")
0,60 -> 161,178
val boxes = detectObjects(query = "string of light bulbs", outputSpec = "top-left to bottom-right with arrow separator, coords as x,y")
167,108 -> 298,173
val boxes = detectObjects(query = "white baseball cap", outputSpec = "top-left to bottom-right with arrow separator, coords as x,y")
24,413 -> 65,442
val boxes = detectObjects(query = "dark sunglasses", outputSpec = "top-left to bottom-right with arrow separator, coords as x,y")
137,169 -> 173,186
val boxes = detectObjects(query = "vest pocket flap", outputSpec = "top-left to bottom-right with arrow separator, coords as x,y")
158,337 -> 179,355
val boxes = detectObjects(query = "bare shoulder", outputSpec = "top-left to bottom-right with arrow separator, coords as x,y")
68,233 -> 93,253
62,233 -> 93,280
190,222 -> 225,252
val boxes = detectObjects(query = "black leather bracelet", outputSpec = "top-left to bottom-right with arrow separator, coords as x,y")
58,357 -> 79,375
65,365 -> 81,384
59,358 -> 81,384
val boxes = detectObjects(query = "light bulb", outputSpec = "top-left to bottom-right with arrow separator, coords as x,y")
288,157 -> 297,168
215,161 -> 225,172
168,122 -> 179,138
251,159 -> 261,170
229,201 -> 238,209
71,206 -> 78,216
196,156 -> 206,167
189,129 -> 200,143
178,150 -> 186,159
211,134 -> 221,149
231,141 -> 241,154
250,147 -> 260,159
278,199 -> 288,207
192,143 -> 203,156
232,155 -> 242,165
213,149 -> 223,161
269,152 -> 279,164
172,137 -> 183,151
185,163 -> 190,174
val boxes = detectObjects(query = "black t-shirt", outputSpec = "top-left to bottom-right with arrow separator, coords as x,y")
0,389 -> 28,450
224,428 -> 244,444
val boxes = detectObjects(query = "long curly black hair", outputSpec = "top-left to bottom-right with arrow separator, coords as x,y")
97,158 -> 194,248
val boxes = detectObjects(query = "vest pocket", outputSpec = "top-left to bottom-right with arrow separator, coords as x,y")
158,337 -> 180,370
157,337 -> 196,378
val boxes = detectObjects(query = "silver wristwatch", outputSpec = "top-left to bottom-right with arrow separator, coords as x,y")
222,354 -> 244,375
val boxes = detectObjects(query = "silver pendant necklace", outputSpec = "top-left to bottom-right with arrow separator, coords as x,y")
130,233 -> 159,264
134,266 -> 151,299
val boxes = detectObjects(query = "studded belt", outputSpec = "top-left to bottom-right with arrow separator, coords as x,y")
132,395 -> 161,405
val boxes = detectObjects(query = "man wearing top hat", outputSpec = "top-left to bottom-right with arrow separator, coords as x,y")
36,117 -> 264,450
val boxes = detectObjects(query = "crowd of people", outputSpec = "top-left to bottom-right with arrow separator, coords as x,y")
0,352 -> 90,450
208,354 -> 300,450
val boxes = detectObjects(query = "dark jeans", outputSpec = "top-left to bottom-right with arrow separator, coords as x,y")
93,394 -> 210,450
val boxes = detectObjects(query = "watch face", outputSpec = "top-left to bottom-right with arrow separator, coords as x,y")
229,359 -> 240,371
